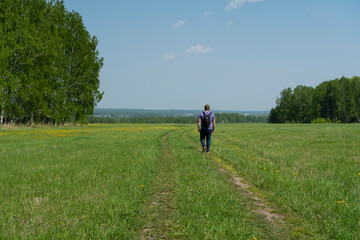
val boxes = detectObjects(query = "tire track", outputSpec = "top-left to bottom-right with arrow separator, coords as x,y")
141,132 -> 179,240
182,131 -> 296,239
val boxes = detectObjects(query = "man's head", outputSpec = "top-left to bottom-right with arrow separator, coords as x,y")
204,104 -> 210,111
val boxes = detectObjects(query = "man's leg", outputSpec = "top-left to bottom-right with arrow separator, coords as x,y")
200,129 -> 206,152
206,129 -> 212,152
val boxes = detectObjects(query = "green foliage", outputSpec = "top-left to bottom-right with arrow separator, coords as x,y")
0,0 -> 103,125
311,118 -> 332,124
269,76 -> 360,123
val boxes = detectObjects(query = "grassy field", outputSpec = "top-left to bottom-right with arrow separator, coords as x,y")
0,123 -> 359,239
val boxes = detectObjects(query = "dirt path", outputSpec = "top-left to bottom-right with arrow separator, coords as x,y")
182,131 -> 295,239
141,133 -> 179,239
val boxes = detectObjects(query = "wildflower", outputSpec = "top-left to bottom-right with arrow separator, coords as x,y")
276,170 -> 280,173
293,173 -> 297,175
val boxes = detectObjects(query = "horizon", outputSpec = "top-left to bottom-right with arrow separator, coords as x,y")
94,107 -> 270,112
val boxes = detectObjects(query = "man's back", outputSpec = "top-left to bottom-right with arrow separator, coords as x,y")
199,111 -> 215,129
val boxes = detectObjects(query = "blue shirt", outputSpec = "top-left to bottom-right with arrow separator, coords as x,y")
199,111 -> 215,129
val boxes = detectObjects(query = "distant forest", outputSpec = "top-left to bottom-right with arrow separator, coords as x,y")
0,0 -> 103,125
89,113 -> 268,124
269,76 -> 360,123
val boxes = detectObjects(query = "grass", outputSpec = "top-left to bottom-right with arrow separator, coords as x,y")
168,132 -> 265,239
0,124 -> 178,239
1,123 -> 360,239
206,124 -> 360,239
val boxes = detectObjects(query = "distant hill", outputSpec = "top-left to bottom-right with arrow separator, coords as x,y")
93,108 -> 269,119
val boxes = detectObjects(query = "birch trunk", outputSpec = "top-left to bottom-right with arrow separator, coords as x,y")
0,99 -> 4,124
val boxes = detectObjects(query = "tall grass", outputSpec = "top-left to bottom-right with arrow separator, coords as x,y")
167,133 -> 266,239
1,123 -> 360,239
209,124 -> 360,239
0,124 -> 176,239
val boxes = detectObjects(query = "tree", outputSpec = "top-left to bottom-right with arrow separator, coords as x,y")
0,0 -> 103,125
269,76 -> 360,123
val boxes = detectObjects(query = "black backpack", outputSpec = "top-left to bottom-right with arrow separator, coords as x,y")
202,112 -> 212,128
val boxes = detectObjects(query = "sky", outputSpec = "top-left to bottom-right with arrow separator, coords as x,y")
65,0 -> 360,111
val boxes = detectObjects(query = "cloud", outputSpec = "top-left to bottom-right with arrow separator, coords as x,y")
203,11 -> 212,17
173,19 -> 187,29
225,0 -> 263,10
227,21 -> 234,25
185,45 -> 213,54
163,53 -> 175,61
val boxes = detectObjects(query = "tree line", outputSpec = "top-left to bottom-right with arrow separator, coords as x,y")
88,113 -> 268,124
269,76 -> 360,123
0,0 -> 103,125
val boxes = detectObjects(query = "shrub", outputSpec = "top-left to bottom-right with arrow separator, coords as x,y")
311,118 -> 332,124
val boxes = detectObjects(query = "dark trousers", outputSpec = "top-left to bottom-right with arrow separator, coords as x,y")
200,129 -> 213,152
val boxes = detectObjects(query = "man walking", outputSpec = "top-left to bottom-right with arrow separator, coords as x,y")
198,104 -> 216,153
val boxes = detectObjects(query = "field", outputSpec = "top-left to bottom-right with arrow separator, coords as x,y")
1,124 -> 360,239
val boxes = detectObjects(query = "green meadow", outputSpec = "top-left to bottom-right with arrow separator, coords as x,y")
1,124 -> 360,239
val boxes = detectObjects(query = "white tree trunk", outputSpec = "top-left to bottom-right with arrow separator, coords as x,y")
0,110 -> 3,124
0,100 -> 4,124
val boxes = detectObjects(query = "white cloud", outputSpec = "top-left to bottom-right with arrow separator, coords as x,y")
163,53 -> 175,61
173,19 -> 187,29
185,45 -> 213,54
225,0 -> 263,11
227,21 -> 234,25
203,11 -> 212,17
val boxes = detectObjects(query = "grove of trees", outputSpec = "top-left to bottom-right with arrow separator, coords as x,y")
0,0 -> 103,125
269,76 -> 360,123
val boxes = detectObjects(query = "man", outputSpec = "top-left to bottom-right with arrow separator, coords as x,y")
198,104 -> 216,153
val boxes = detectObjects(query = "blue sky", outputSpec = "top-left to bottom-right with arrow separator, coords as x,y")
65,0 -> 360,111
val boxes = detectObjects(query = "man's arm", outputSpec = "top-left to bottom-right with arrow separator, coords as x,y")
212,118 -> 216,132
197,117 -> 201,132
